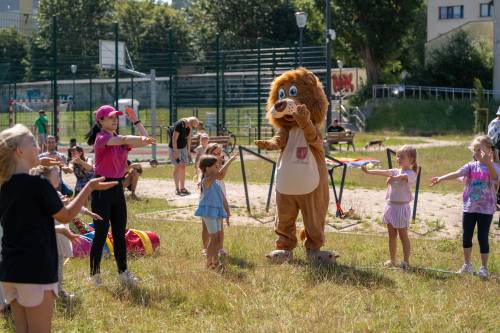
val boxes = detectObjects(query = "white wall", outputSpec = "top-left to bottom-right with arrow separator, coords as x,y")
427,0 -> 493,42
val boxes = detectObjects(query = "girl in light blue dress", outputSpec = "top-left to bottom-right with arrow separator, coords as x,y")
194,155 -> 230,270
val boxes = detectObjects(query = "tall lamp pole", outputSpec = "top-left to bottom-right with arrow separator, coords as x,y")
295,12 -> 307,67
337,59 -> 343,122
325,0 -> 335,132
71,64 -> 77,133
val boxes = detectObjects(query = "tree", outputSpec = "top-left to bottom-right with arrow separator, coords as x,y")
423,31 -> 493,89
188,0 -> 298,50
326,0 -> 422,85
0,28 -> 28,83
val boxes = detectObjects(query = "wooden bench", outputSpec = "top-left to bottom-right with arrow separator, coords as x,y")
326,131 -> 356,152
190,135 -> 233,154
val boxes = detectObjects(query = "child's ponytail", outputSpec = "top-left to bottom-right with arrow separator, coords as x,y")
85,123 -> 101,146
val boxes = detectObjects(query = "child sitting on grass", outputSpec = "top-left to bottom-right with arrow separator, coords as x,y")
431,135 -> 499,278
195,155 -> 232,270
361,145 -> 418,269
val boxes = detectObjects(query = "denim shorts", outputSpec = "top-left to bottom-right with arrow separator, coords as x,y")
203,217 -> 222,234
169,148 -> 190,165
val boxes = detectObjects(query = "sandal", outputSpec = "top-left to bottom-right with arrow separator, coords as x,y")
180,188 -> 191,195
175,189 -> 183,196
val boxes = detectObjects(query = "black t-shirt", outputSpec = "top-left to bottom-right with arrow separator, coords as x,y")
327,125 -> 345,133
0,174 -> 63,284
168,120 -> 191,149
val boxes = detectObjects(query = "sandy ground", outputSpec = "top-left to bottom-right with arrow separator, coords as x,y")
63,174 -> 500,242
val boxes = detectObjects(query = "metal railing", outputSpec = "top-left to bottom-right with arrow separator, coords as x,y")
372,84 -> 500,102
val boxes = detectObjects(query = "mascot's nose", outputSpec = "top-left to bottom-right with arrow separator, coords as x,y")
274,100 -> 287,112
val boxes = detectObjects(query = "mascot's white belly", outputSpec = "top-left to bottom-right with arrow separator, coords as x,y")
276,127 -> 319,195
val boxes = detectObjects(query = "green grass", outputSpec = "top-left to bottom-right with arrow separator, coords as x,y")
143,143 -> 473,193
1,198 -> 498,332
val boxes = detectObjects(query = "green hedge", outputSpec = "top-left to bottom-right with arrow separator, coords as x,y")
366,100 -> 498,135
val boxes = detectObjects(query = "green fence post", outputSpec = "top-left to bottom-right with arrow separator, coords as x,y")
216,33 -> 220,133
13,82 -> 17,124
168,30 -> 173,126
294,41 -> 298,69
52,16 -> 59,140
257,37 -> 262,154
131,76 -> 135,135
221,51 -> 226,129
88,74 -> 92,128
114,22 -> 119,134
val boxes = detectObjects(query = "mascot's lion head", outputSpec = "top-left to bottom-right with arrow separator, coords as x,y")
266,67 -> 328,129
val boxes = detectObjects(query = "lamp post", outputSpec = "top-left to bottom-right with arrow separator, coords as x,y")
337,59 -> 343,122
70,64 -> 77,132
295,12 -> 308,67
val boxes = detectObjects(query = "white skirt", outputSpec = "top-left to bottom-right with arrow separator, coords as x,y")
382,202 -> 411,229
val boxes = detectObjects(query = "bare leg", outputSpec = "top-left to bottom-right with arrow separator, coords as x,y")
202,219 -> 209,250
480,253 -> 488,267
25,291 -> 55,333
207,232 -> 221,268
463,247 -> 472,265
179,164 -> 186,189
11,300 -> 29,333
130,174 -> 139,195
397,227 -> 411,264
387,224 -> 398,263
173,165 -> 180,190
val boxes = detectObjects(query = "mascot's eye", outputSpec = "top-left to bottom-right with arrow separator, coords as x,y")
278,88 -> 286,100
289,85 -> 298,97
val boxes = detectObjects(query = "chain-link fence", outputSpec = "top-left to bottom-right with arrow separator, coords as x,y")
0,17 -> 331,145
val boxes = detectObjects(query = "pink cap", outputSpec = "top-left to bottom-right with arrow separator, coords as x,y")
95,105 -> 123,121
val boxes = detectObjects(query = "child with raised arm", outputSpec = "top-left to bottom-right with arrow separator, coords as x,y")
0,124 -> 116,333
195,155 -> 232,270
361,145 -> 418,269
431,135 -> 499,278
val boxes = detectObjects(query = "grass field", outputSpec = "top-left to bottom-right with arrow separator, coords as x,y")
143,141 -> 473,193
1,198 -> 497,332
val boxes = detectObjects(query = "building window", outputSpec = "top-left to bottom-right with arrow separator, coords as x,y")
439,5 -> 464,19
480,3 -> 493,17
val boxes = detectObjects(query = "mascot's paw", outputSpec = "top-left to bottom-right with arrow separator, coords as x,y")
266,250 -> 293,264
307,250 -> 338,264
291,104 -> 311,126
255,140 -> 272,150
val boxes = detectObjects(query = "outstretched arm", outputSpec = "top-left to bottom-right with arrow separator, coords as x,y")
106,135 -> 156,148
255,127 -> 289,151
430,170 -> 462,187
361,165 -> 393,177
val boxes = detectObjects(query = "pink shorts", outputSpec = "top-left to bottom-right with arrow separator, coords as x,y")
1,282 -> 58,307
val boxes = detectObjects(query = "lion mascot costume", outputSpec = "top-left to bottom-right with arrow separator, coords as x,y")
255,67 -> 335,264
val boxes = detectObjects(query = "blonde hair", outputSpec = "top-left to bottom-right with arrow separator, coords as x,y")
469,135 -> 498,162
397,145 -> 418,173
0,124 -> 33,187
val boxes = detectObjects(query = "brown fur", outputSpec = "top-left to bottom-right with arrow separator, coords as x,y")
267,67 -> 328,129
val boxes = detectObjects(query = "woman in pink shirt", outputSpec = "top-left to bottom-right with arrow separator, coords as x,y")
85,105 -> 155,286
361,145 -> 418,269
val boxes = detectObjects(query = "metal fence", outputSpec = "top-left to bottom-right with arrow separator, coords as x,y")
0,17 -> 331,144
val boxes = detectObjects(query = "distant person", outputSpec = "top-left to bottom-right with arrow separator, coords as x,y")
487,107 -> 500,151
194,133 -> 210,182
169,117 -> 200,196
39,135 -> 74,197
68,145 -> 94,196
34,110 -> 49,153
123,160 -> 143,200
327,119 -> 345,133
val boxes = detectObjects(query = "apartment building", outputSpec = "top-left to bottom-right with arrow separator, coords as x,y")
426,0 -> 493,51
0,0 -> 38,35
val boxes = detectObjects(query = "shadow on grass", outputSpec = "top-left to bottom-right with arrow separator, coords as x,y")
297,260 -> 396,289
228,255 -> 256,270
407,266 -> 460,281
104,283 -> 187,308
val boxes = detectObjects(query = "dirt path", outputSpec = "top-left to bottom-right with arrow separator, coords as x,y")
64,175 -> 498,241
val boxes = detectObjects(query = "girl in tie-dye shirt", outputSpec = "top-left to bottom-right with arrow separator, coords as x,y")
431,135 -> 499,279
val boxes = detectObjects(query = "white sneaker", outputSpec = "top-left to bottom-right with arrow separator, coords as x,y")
457,263 -> 474,274
478,266 -> 489,279
89,274 -> 102,287
119,270 -> 139,286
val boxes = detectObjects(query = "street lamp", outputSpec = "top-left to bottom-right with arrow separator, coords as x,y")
70,64 -> 77,132
337,59 -> 343,122
295,12 -> 308,67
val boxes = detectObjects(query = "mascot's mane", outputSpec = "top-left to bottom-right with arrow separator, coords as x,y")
266,67 -> 328,129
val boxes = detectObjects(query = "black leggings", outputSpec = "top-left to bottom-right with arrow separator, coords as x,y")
462,212 -> 492,254
90,180 -> 127,275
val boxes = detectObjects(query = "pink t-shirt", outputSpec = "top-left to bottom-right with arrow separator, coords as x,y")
385,169 -> 416,203
94,131 -> 130,178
